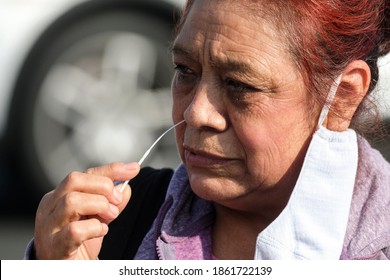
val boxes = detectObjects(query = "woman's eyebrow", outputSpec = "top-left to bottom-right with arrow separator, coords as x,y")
171,44 -> 259,75
213,57 -> 253,73
171,44 -> 193,58
171,45 -> 253,72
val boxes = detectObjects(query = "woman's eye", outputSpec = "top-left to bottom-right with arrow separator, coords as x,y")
174,64 -> 192,75
174,64 -> 196,83
226,79 -> 255,94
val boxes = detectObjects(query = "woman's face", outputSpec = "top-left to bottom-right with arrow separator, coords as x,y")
172,0 -> 318,210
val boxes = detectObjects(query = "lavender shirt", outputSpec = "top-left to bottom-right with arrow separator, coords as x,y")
135,135 -> 390,260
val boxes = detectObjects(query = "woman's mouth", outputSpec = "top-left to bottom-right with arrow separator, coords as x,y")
184,146 -> 235,167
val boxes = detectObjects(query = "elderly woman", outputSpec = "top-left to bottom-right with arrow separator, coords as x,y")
28,0 -> 390,260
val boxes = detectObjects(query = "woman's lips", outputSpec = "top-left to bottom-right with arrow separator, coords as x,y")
184,146 -> 235,167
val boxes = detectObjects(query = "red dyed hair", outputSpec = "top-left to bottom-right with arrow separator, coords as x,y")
174,0 -> 390,133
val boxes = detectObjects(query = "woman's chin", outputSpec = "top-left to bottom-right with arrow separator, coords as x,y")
187,171 -> 243,202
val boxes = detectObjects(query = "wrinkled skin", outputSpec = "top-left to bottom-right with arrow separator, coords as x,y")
34,162 -> 139,259
172,0 -> 316,213
170,0 -> 370,259
33,0 -> 370,260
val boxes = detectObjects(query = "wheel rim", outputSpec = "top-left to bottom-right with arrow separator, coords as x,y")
33,31 -> 177,187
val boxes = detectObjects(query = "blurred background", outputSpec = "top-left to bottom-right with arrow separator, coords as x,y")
0,0 -> 389,260
0,0 -> 184,259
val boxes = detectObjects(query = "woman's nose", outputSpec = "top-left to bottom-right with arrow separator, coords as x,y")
183,78 -> 228,131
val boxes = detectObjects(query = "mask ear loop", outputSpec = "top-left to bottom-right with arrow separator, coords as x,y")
316,74 -> 343,129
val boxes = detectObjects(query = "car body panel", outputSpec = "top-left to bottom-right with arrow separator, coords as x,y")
0,0 -> 184,137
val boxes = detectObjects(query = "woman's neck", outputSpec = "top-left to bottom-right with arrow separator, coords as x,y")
211,187 -> 292,260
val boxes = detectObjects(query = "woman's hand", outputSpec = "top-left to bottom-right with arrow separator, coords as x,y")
33,162 -> 140,260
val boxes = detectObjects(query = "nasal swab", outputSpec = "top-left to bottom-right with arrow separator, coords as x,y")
119,120 -> 185,192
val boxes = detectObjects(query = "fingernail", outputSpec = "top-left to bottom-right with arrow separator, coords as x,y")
113,187 -> 123,203
124,162 -> 139,170
109,204 -> 119,217
101,223 -> 109,235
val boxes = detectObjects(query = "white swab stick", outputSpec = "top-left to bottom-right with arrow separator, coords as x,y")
119,120 -> 185,192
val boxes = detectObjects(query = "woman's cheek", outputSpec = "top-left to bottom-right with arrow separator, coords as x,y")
232,122 -> 280,177
172,79 -> 193,118
174,127 -> 185,161
171,92 -> 186,162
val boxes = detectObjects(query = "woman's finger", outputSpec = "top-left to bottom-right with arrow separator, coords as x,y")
52,218 -> 109,260
51,162 -> 140,206
50,171 -> 122,207
85,162 -> 140,182
54,192 -> 120,223
114,183 -> 132,219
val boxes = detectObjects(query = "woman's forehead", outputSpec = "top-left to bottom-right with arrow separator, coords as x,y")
173,0 -> 290,67
185,0 -> 274,30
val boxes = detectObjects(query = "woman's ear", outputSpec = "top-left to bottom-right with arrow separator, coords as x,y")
325,60 -> 371,131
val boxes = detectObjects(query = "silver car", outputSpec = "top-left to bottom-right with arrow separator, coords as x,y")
0,0 -> 184,198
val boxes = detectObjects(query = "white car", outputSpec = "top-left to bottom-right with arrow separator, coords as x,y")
0,0 -> 184,196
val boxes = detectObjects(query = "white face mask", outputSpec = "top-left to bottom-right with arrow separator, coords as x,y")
255,75 -> 358,259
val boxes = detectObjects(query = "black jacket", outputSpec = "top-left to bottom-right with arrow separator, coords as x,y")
99,167 -> 173,260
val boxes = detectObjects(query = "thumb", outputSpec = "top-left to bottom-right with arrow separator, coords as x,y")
85,162 -> 140,182
103,184 -> 132,226
116,183 -> 132,215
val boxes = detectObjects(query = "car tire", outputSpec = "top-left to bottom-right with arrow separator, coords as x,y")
7,2 -> 179,198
